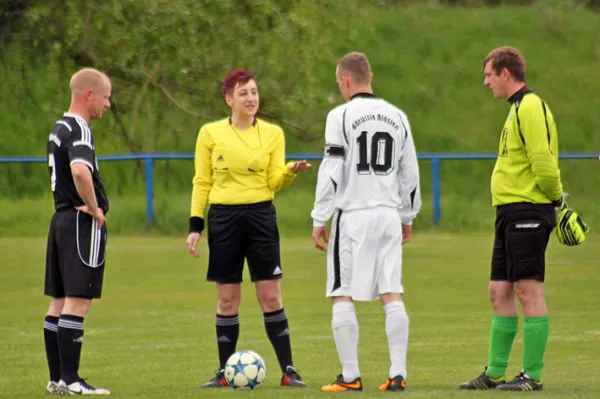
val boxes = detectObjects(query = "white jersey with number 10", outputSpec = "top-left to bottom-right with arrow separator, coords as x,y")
311,95 -> 421,226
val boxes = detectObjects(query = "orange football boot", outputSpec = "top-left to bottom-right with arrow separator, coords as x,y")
321,374 -> 363,392
379,375 -> 406,391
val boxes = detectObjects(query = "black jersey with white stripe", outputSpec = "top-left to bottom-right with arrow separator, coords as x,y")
46,112 -> 109,213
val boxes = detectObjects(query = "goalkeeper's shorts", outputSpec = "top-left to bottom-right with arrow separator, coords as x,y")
491,203 -> 555,283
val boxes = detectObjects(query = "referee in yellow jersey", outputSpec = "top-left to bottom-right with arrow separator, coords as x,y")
460,47 -> 564,392
186,69 -> 311,388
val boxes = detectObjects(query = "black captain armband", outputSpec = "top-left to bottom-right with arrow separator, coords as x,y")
189,216 -> 205,234
325,145 -> 345,158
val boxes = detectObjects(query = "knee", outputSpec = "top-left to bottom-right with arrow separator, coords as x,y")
63,297 -> 92,317
332,300 -> 356,326
217,296 -> 239,315
258,291 -> 282,313
515,285 -> 543,308
48,298 -> 65,316
488,285 -> 512,310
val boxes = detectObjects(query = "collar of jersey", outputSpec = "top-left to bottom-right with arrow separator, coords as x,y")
63,112 -> 89,125
507,85 -> 534,104
350,92 -> 376,100
228,117 -> 257,127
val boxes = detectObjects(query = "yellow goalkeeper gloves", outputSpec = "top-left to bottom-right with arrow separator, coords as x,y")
556,206 -> 589,246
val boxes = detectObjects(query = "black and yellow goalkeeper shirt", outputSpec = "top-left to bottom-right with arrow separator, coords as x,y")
190,117 -> 297,218
491,86 -> 563,206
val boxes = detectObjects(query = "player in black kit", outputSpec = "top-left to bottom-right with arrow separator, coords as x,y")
43,68 -> 112,396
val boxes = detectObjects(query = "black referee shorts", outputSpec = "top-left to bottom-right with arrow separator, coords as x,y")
206,201 -> 282,284
45,209 -> 107,299
491,202 -> 555,283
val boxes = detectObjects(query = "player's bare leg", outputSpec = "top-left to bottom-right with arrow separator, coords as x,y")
322,296 -> 362,392
255,280 -> 305,387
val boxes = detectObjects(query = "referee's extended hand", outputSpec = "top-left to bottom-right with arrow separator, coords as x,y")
75,205 -> 105,230
187,232 -> 201,258
312,226 -> 329,251
289,160 -> 312,173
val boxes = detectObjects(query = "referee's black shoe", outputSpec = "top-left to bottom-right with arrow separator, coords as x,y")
202,369 -> 228,388
281,366 -> 307,387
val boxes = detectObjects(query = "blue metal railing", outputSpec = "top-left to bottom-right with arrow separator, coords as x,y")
1,153 -> 597,227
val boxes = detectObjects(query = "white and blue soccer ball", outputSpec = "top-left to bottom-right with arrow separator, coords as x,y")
224,350 -> 266,389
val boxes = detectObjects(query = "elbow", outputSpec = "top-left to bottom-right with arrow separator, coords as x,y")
268,181 -> 282,192
529,152 -> 561,177
267,173 -> 285,192
531,163 -> 560,182
193,176 -> 212,189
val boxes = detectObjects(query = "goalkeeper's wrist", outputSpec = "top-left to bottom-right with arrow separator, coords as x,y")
551,198 -> 563,207
189,216 -> 204,233
552,193 -> 566,209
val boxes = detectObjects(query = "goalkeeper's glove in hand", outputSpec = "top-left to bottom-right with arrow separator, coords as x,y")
556,207 -> 589,246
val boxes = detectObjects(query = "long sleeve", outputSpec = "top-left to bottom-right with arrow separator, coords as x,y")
190,126 -> 214,218
267,127 -> 296,192
519,100 -> 563,202
397,116 -> 421,225
311,110 -> 346,227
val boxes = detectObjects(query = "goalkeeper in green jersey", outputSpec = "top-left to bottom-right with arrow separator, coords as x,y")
459,46 -> 589,392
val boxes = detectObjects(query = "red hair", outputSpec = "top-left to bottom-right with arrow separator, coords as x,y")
221,69 -> 255,96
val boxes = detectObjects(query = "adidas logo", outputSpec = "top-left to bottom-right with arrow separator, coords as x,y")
217,154 -> 224,161
217,335 -> 231,343
73,336 -> 84,343
272,266 -> 282,275
278,328 -> 290,337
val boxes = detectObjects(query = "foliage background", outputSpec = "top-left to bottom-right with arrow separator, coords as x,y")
0,0 -> 598,235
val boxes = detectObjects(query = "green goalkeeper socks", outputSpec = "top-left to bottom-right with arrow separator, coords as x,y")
485,315 -> 518,379
523,315 -> 549,382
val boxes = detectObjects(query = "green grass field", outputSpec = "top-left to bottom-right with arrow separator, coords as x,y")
1,233 -> 599,398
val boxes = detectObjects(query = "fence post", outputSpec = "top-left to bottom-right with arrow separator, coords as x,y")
145,156 -> 154,229
432,157 -> 441,225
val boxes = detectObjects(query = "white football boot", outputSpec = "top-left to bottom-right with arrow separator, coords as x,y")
59,379 -> 111,395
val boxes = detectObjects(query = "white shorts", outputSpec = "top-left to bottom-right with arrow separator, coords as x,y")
326,207 -> 404,301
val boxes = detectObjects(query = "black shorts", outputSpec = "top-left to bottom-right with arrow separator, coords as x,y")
44,209 -> 107,299
491,202 -> 555,283
207,201 -> 282,284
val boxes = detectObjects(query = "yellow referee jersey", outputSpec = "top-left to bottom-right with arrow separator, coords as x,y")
491,86 -> 563,206
190,117 -> 297,218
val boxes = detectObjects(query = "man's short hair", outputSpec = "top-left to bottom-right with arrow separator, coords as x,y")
483,46 -> 526,82
69,68 -> 110,94
222,69 -> 255,96
337,52 -> 372,84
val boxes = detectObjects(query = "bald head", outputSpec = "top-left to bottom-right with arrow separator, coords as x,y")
70,68 -> 110,95
68,68 -> 112,122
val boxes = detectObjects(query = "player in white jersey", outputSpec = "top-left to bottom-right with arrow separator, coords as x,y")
312,52 -> 421,393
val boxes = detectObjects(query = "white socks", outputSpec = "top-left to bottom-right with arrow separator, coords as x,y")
332,301 -> 409,382
384,301 -> 409,379
332,301 -> 360,382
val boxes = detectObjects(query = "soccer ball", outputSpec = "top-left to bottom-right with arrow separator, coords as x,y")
224,350 -> 267,389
